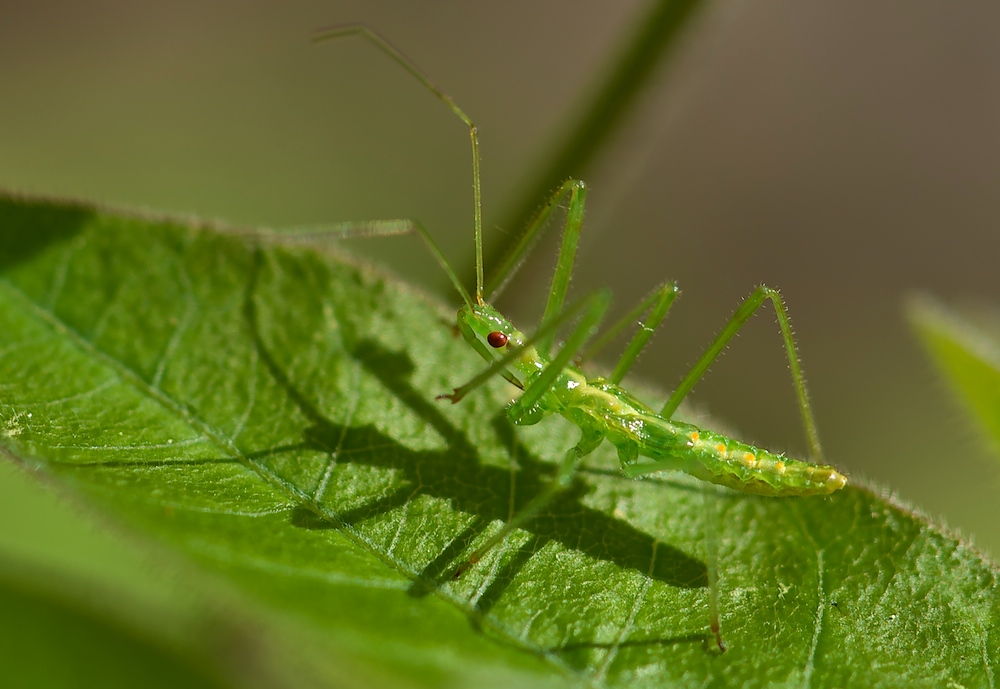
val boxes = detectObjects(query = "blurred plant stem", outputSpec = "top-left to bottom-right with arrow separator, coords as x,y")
476,0 -> 710,296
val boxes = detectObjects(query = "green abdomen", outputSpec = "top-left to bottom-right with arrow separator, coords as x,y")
637,417 -> 845,496
564,380 -> 846,497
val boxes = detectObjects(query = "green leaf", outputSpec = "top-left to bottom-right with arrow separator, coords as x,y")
908,296 -> 1000,459
1,193 -> 997,688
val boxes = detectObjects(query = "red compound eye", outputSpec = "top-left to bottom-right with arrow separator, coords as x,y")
487,331 -> 508,348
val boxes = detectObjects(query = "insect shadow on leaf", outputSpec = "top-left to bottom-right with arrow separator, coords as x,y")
241,248 -> 708,625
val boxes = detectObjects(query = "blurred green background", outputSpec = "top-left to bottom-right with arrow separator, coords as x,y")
1,0 -> 998,581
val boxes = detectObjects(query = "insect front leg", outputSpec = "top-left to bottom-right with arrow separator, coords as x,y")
659,285 -> 824,460
454,292 -> 610,575
508,289 -> 611,416
437,291 -> 607,404
483,179 -> 587,308
482,179 -> 590,357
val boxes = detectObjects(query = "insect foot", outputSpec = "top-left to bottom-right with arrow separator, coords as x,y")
435,390 -> 462,404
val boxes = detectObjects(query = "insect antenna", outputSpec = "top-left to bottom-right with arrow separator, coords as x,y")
312,24 -> 486,304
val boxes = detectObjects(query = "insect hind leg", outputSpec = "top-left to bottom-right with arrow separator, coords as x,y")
659,285 -> 824,461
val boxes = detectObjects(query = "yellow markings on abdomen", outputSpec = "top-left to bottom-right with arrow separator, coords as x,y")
701,437 -> 769,474
685,430 -> 775,476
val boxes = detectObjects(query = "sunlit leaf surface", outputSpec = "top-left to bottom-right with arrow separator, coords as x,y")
1,194 -> 997,688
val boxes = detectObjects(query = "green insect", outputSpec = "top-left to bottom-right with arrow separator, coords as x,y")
312,25 -> 848,652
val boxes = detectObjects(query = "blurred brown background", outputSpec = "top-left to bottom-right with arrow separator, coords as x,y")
2,0 -> 998,556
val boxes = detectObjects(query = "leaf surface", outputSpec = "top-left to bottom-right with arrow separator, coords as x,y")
0,194 -> 997,688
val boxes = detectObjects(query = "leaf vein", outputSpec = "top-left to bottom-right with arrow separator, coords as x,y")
802,548 -> 825,687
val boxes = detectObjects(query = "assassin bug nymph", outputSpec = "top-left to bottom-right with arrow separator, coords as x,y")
310,25 -> 847,652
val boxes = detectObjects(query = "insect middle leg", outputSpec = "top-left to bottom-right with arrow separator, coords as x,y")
578,281 -> 681,384
455,430 -> 603,577
660,285 -> 824,460
482,178 -> 589,357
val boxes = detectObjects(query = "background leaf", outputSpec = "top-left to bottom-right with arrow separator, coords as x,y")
908,296 -> 1000,459
1,194 -> 998,687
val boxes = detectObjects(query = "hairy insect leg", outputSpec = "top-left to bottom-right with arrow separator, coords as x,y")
579,281 -> 681,384
438,290 -> 609,404
626,413 -> 728,651
659,285 -> 824,461
535,181 -> 588,357
703,485 -> 726,653
455,430 -> 604,578
482,179 -> 588,353
510,289 -> 612,415
453,291 -> 610,575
